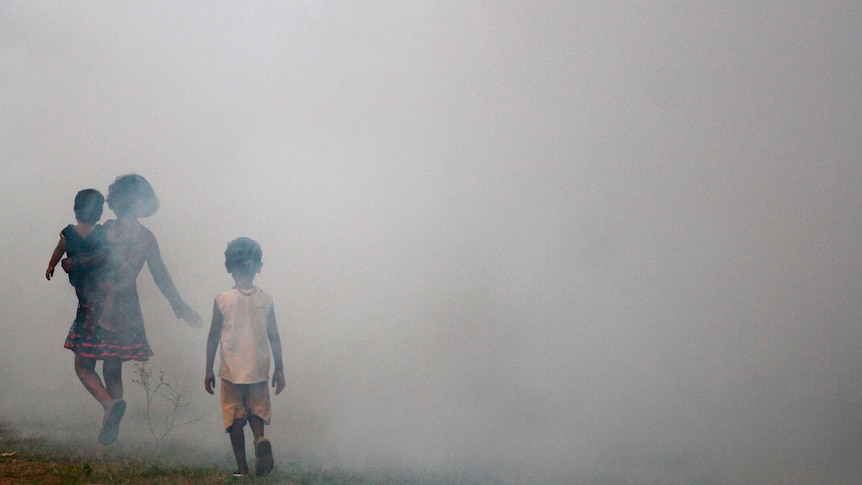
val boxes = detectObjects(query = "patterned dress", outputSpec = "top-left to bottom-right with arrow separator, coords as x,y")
66,219 -> 186,361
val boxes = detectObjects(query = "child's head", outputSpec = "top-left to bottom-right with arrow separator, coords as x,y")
107,174 -> 159,218
224,237 -> 263,277
74,189 -> 105,224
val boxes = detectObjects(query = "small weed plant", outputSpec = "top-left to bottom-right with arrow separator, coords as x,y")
131,362 -> 202,442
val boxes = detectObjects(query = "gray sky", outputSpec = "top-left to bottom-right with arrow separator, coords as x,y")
2,2 -> 861,483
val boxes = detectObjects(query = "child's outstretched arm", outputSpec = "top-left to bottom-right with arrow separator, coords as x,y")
146,238 -> 203,328
204,300 -> 223,395
46,235 -> 66,280
266,306 -> 286,395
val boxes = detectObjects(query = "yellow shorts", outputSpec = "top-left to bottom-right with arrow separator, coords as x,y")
220,379 -> 271,431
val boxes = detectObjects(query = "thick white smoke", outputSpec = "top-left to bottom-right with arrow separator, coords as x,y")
2,2 -> 861,483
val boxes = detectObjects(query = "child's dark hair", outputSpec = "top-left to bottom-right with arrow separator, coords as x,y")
225,237 -> 263,276
107,174 -> 159,218
74,189 -> 105,224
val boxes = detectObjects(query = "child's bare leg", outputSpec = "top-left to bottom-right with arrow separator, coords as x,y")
98,361 -> 126,446
103,359 -> 123,400
248,415 -> 264,441
228,419 -> 249,475
249,415 -> 273,476
74,354 -> 112,407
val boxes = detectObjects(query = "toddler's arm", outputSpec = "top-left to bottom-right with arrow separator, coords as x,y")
46,235 -> 66,280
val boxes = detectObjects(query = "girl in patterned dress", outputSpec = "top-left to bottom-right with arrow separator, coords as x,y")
63,174 -> 203,445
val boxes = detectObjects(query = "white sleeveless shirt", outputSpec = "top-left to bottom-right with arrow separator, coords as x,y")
215,287 -> 274,384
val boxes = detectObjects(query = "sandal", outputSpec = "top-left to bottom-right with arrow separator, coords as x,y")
98,399 -> 126,446
254,437 -> 274,477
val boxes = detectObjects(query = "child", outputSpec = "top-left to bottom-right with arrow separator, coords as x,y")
65,174 -> 203,446
46,188 -> 107,342
205,237 -> 285,478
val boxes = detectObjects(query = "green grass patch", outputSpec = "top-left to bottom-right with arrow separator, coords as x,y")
0,422 -> 503,484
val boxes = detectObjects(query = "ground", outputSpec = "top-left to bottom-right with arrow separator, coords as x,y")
0,422 -> 501,484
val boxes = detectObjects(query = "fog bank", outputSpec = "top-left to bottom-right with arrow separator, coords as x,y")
2,2 -> 862,483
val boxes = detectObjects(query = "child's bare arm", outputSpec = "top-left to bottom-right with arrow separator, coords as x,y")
266,306 -> 286,395
204,300 -> 223,395
146,238 -> 203,328
46,236 -> 66,280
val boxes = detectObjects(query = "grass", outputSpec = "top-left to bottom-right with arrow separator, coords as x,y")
0,426 -> 242,484
0,422 -> 504,484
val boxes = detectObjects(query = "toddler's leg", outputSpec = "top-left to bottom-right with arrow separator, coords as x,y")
97,292 -> 117,332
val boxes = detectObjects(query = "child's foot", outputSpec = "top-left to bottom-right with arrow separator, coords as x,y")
98,399 -> 126,446
254,437 -> 274,477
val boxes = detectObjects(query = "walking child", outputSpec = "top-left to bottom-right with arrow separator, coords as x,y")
46,189 -> 107,342
63,174 -> 203,445
205,237 -> 285,478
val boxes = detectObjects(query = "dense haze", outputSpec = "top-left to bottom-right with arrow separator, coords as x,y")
2,2 -> 861,483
